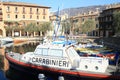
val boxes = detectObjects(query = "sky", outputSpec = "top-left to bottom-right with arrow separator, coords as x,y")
7,0 -> 120,12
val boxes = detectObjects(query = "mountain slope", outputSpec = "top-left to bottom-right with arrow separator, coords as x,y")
54,5 -> 107,17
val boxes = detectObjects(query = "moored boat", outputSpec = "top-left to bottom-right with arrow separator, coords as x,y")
0,37 -> 13,45
5,42 -> 120,80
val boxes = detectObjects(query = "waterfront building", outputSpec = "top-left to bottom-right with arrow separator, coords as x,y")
0,1 -> 50,37
70,8 -> 100,36
99,3 -> 120,37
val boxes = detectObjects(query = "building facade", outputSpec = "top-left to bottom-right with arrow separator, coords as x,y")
0,2 -> 50,37
99,3 -> 120,37
70,9 -> 100,36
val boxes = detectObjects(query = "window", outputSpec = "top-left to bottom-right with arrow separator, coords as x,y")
34,48 -> 42,55
23,15 -> 25,19
30,8 -> 32,14
48,49 -> 63,57
30,15 -> 32,19
43,16 -> 45,19
7,14 -> 10,18
42,48 -> 48,55
96,24 -> 99,28
43,9 -> 46,15
6,6 -> 10,12
15,15 -> 18,19
15,7 -> 18,12
36,8 -> 39,14
37,16 -> 39,19
23,7 -> 25,13
109,16 -> 112,21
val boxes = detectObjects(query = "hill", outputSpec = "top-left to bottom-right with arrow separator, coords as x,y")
54,5 -> 107,17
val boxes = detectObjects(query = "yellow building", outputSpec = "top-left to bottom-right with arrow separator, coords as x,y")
0,1 -> 50,37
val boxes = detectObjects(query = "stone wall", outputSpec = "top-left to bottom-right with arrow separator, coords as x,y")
0,47 -> 9,71
0,54 -> 4,70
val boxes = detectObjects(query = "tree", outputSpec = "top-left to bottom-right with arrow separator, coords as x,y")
113,11 -> 120,34
5,21 -> 20,36
81,19 -> 95,35
73,22 -> 81,35
38,22 -> 52,36
24,23 -> 38,37
5,26 -> 12,36
61,20 -> 71,35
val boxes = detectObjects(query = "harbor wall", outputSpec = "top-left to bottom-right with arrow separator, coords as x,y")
0,47 -> 9,71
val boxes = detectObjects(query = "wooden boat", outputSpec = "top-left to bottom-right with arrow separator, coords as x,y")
5,42 -> 120,80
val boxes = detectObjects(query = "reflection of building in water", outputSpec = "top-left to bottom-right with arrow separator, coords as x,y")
6,41 -> 40,53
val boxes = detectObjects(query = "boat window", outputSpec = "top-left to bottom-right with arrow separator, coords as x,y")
34,48 -> 48,55
34,48 -> 42,55
48,49 -> 63,57
42,48 -> 48,55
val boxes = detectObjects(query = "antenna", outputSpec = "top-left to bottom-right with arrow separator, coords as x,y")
53,7 -> 60,41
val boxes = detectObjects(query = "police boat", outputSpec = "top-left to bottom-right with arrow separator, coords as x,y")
5,42 -> 120,80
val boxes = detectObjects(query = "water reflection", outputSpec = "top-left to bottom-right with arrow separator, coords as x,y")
5,41 -> 40,53
5,41 -> 41,80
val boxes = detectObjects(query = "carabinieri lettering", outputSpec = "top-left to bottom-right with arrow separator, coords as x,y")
32,57 -> 69,67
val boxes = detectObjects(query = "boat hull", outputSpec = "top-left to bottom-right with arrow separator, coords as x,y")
6,53 -> 120,80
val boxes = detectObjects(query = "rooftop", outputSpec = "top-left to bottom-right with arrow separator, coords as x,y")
0,1 -> 51,8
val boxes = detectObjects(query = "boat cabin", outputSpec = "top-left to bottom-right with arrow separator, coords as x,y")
21,44 -> 109,73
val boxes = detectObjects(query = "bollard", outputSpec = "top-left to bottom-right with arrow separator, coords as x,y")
58,75 -> 64,80
38,73 -> 45,80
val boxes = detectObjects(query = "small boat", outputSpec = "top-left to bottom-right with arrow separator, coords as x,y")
5,42 -> 120,80
0,42 -> 13,47
0,37 -> 13,45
